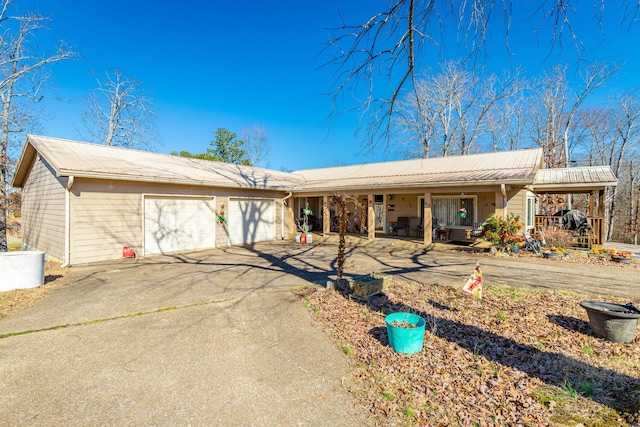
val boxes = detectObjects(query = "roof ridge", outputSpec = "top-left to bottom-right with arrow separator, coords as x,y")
27,134 -> 293,176
293,147 -> 542,173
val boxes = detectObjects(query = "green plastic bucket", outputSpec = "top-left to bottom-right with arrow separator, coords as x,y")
385,312 -> 426,354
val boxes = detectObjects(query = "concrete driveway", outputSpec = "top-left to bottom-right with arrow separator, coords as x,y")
0,243 -> 366,426
1,240 -> 638,426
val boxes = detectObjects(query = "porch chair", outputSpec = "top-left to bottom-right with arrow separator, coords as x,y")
408,217 -> 423,238
471,222 -> 485,237
394,217 -> 410,236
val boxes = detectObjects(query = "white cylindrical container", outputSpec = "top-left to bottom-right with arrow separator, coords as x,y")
0,251 -> 45,292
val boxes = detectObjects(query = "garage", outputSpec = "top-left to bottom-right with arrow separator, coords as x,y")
228,198 -> 276,245
144,196 -> 216,255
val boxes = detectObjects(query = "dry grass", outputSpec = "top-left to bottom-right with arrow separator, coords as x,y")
1,216 -> 69,319
0,262 -> 68,321
295,280 -> 640,426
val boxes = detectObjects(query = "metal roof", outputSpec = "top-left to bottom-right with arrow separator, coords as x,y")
293,149 -> 544,192
11,135 -> 304,190
533,166 -> 618,192
11,136 -> 616,194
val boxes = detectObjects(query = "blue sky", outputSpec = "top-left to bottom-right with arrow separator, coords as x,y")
19,1 -> 640,171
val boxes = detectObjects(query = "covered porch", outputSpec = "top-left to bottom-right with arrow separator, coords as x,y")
531,167 -> 617,249
288,185 -> 512,246
532,189 -> 607,248
285,150 -> 617,249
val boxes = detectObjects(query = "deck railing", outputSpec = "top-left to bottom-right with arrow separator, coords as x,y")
533,215 -> 604,248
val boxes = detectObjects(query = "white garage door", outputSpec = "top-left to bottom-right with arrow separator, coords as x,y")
144,197 -> 215,255
228,198 -> 276,245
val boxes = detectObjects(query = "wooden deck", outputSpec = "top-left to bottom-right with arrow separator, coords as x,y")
533,215 -> 604,248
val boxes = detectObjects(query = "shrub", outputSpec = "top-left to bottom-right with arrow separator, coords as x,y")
540,228 -> 572,249
482,214 -> 524,251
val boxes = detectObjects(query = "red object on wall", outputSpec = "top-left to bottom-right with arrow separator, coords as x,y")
300,234 -> 307,244
123,246 -> 136,258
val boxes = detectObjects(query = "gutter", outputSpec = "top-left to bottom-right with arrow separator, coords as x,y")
61,176 -> 74,268
55,169 -> 302,192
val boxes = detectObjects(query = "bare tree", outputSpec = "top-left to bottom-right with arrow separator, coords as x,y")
569,93 -> 640,242
395,62 -> 524,157
526,65 -> 569,168
526,63 -> 617,168
325,0 -> 637,151
486,94 -> 527,152
0,1 -> 74,252
241,124 -> 270,167
606,94 -> 640,241
578,107 -> 616,167
83,69 -> 157,149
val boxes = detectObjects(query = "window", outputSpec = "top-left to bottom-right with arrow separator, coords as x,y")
433,197 -> 475,227
526,193 -> 536,230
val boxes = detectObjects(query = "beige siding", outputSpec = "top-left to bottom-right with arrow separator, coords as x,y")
476,192 -> 495,223
275,198 -> 284,239
69,178 -> 286,264
21,156 -> 66,261
386,194 -> 419,227
506,188 -> 527,221
215,196 -> 229,247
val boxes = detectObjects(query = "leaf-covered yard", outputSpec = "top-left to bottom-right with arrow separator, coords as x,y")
295,280 -> 640,426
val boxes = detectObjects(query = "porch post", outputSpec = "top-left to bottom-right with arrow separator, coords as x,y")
367,194 -> 376,239
598,190 -> 605,217
322,195 -> 330,236
423,192 -> 432,245
286,199 -> 295,238
598,190 -> 605,244
495,191 -> 505,218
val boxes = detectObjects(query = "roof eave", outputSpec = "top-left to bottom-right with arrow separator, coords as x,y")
292,178 -> 535,193
532,181 -> 618,193
57,170 -> 296,191
9,136 -> 38,188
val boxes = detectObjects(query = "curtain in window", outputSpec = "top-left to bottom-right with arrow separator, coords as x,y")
433,198 -> 474,227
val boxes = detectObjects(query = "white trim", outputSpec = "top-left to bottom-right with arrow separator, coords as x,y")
525,192 -> 536,231
61,175 -> 74,267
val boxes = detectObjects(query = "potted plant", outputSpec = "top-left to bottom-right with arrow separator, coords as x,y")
385,312 -> 426,354
300,202 -> 314,244
610,249 -> 633,264
481,214 -> 523,253
543,247 -> 566,259
588,245 -> 609,259
458,206 -> 467,219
